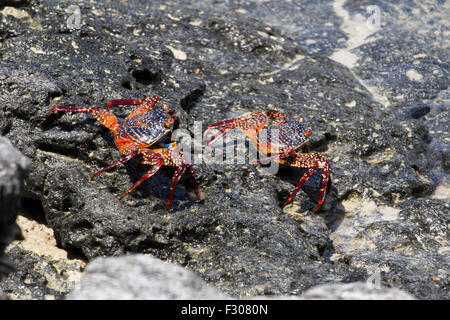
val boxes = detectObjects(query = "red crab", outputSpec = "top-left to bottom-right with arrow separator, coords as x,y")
46,95 -> 200,211
203,110 -> 331,212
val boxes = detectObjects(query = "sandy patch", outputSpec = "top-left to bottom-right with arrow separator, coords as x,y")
13,216 -> 83,265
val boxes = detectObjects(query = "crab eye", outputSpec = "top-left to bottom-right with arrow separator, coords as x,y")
304,128 -> 312,137
164,118 -> 174,127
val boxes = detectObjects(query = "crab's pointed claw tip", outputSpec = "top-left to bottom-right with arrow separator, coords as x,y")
45,108 -> 55,117
312,203 -> 322,213
206,138 -> 216,147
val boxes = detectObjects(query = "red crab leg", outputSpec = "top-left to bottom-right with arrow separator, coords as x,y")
165,165 -> 187,211
126,97 -> 165,120
252,149 -> 296,164
117,146 -> 200,211
106,99 -> 143,111
278,152 -> 331,213
204,112 -> 268,146
186,165 -> 201,200
46,105 -> 119,131
105,95 -> 162,118
253,143 -> 310,163
91,148 -> 139,180
165,163 -> 202,211
106,95 -> 159,110
313,159 -> 331,213
265,110 -> 288,125
152,147 -> 200,210
203,118 -> 241,146
282,167 -> 318,208
118,150 -> 164,200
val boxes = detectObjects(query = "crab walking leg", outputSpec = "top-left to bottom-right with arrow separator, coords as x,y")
203,118 -> 241,146
204,112 -> 269,146
106,99 -> 144,111
127,97 -> 168,120
91,147 -> 139,180
116,145 -> 198,210
313,159 -> 331,213
165,165 -> 187,211
278,152 -> 331,212
253,141 -> 311,164
155,146 -> 200,210
186,165 -> 201,200
46,105 -> 119,131
252,149 -> 296,164
265,110 -> 288,125
281,166 -> 318,208
106,95 -> 159,110
118,150 -> 164,200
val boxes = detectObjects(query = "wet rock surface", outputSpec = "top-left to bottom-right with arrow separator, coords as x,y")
0,0 -> 448,299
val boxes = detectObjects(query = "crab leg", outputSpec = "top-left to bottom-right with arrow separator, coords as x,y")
252,149 -> 296,163
106,95 -> 158,109
165,163 -> 202,211
91,148 -> 139,180
116,145 -> 199,210
186,165 -> 201,200
282,167 -> 318,208
203,118 -> 241,146
278,152 -> 331,212
204,112 -> 268,146
165,165 -> 187,211
118,150 -> 164,200
46,105 -> 119,131
153,146 -> 200,210
106,99 -> 144,110
313,160 -> 331,213
265,110 -> 288,125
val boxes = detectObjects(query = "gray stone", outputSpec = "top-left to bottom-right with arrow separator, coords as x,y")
0,136 -> 28,278
67,254 -> 228,300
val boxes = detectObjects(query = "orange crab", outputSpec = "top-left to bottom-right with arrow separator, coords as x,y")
46,95 -> 200,211
203,110 -> 331,212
